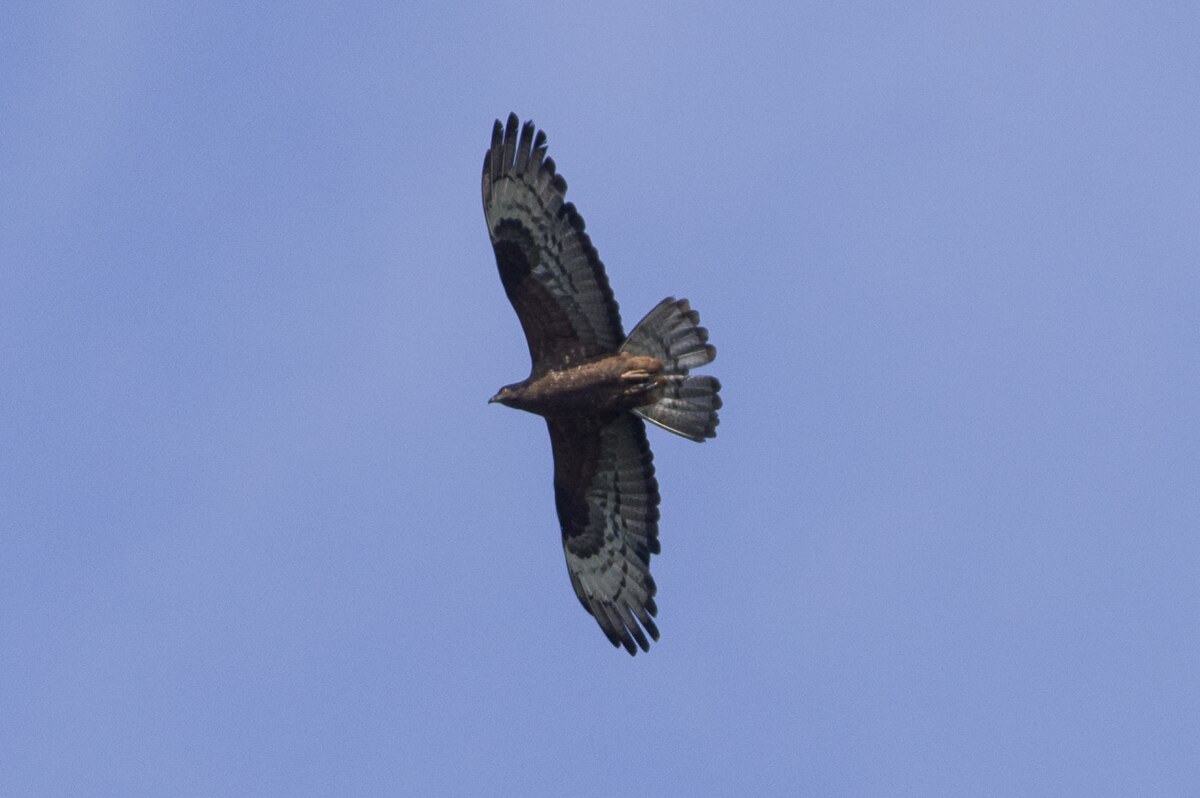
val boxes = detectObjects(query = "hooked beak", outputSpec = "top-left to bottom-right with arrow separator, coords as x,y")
488,392 -> 500,404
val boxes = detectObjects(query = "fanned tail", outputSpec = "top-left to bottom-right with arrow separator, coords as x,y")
621,297 -> 721,442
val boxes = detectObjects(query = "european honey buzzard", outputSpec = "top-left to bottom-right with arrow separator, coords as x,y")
483,114 -> 721,654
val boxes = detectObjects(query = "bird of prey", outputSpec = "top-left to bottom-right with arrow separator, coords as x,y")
483,113 -> 721,655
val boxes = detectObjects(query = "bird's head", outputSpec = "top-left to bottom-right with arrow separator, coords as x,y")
488,385 -> 518,407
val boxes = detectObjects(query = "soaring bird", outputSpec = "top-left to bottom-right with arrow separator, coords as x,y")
483,114 -> 721,654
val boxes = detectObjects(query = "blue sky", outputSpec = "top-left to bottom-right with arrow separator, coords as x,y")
3,2 -> 1198,794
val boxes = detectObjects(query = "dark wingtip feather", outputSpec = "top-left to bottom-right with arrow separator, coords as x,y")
532,130 -> 547,165
644,617 -> 660,641
481,151 -> 492,203
562,202 -> 585,231
501,114 -> 519,171
515,120 -> 535,171
628,619 -> 650,652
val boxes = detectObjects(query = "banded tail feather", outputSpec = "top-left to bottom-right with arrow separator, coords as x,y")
621,297 -> 722,442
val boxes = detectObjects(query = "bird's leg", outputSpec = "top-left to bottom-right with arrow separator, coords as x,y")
618,354 -> 664,382
617,356 -> 665,401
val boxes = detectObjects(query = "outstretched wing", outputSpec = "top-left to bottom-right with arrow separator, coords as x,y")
483,113 -> 624,372
548,414 -> 661,654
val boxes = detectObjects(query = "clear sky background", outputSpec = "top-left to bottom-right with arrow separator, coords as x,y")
3,2 -> 1198,795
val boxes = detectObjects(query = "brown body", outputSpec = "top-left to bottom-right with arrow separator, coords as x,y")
491,353 -> 666,417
